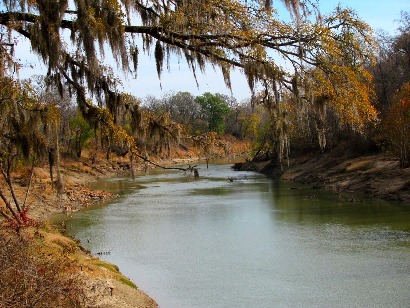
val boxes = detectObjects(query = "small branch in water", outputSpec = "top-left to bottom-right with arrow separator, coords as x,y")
134,153 -> 200,178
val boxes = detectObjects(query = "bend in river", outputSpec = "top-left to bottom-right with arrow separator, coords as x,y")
65,163 -> 410,308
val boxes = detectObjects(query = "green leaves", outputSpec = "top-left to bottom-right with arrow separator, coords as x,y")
195,92 -> 230,134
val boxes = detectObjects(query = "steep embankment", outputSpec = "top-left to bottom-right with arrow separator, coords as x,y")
235,152 -> 410,203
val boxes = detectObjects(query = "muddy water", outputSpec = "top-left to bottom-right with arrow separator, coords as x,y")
65,164 -> 410,307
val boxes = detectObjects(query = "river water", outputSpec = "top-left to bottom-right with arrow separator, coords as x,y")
65,163 -> 410,307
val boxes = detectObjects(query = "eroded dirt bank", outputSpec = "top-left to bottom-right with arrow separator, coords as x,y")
234,153 -> 410,203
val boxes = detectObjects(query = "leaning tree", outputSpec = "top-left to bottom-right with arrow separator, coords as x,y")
0,0 -> 379,225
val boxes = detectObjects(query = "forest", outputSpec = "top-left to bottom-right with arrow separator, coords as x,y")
0,1 -> 409,306
1,0 -> 409,227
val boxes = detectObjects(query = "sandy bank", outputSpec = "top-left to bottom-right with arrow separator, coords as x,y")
1,154 -> 159,307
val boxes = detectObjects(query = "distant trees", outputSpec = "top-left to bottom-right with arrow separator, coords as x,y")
144,92 -> 203,134
383,83 -> 410,168
165,92 -> 200,131
371,12 -> 410,115
370,12 -> 410,167
141,91 -> 265,140
195,93 -> 230,134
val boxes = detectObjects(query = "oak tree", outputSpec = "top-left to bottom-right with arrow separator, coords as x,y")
0,1 -> 380,183
195,92 -> 230,134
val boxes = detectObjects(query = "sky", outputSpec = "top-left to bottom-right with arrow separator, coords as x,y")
15,0 -> 410,102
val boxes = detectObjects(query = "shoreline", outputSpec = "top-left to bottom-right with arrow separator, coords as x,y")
0,139 -> 250,307
44,155 -> 214,307
234,152 -> 410,204
2,143 -> 407,306
20,154 -> 161,307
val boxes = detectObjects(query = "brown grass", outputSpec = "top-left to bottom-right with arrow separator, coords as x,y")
0,228 -> 87,307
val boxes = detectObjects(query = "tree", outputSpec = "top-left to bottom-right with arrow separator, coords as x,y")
0,77 -> 54,229
30,76 -> 73,196
383,83 -> 410,168
371,12 -> 410,115
196,92 -> 230,134
69,111 -> 94,158
164,91 -> 201,132
192,131 -> 218,168
142,95 -> 164,117
0,0 -> 380,173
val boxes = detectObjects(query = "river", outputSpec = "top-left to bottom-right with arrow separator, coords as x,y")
65,163 -> 410,307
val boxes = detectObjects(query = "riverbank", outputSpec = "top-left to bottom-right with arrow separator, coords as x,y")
234,151 -> 410,203
1,153 -> 160,307
1,136 -> 250,307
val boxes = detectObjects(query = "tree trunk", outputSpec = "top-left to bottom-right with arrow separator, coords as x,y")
55,131 -> 64,197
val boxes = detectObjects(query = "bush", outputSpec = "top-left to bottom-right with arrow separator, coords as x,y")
0,230 -> 86,307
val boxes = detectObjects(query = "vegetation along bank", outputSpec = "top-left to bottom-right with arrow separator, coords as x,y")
1,1 -> 410,307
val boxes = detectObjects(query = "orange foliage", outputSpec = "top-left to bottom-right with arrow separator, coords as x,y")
383,83 -> 410,167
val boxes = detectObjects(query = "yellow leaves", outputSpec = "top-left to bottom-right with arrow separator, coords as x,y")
308,61 -> 378,133
239,109 -> 262,139
383,83 -> 410,167
384,83 -> 410,130
192,131 -> 218,156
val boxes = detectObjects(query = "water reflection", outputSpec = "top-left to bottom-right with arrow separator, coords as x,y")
66,163 -> 410,308
269,180 -> 410,231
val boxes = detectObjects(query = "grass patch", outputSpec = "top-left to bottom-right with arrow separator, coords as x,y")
119,277 -> 137,289
91,260 -> 137,289
94,261 -> 120,273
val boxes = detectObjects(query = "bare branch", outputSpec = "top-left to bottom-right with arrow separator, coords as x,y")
22,159 -> 35,211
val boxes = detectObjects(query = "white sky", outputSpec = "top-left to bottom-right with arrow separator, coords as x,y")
15,0 -> 410,102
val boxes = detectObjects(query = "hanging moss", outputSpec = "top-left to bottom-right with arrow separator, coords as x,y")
154,40 -> 164,78
131,45 -> 139,75
221,63 -> 232,91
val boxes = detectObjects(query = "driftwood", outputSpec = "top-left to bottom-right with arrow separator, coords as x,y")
135,153 -> 200,176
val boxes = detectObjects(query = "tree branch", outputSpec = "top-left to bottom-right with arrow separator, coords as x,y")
134,152 -> 197,172
22,159 -> 35,211
2,154 -> 22,213
0,186 -> 21,224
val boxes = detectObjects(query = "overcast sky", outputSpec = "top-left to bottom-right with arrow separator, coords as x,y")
15,0 -> 410,102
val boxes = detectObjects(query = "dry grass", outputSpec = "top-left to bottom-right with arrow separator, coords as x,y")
0,228 -> 87,307
0,224 -> 158,308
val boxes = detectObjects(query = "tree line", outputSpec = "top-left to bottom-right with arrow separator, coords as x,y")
0,1 -> 409,229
